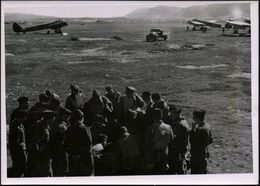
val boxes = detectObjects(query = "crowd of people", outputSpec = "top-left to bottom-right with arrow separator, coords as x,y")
8,84 -> 212,177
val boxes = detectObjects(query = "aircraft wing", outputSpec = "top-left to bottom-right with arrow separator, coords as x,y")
188,20 -> 206,26
226,20 -> 251,28
192,19 -> 223,28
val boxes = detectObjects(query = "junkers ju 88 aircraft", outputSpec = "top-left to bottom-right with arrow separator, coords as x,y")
13,19 -> 68,34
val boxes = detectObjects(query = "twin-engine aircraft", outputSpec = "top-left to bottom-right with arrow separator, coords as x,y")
13,19 -> 68,34
187,18 -> 251,35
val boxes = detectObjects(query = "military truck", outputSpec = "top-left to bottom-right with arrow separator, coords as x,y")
146,28 -> 168,42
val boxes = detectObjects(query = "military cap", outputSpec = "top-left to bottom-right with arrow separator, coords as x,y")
169,105 -> 182,113
72,109 -> 84,120
152,108 -> 162,120
141,91 -> 151,98
17,96 -> 29,104
12,110 -> 28,119
70,84 -> 79,92
193,109 -> 206,121
42,110 -> 56,119
39,94 -> 49,102
60,107 -> 72,115
45,90 -> 60,100
125,86 -> 136,93
92,90 -> 101,98
105,85 -> 113,91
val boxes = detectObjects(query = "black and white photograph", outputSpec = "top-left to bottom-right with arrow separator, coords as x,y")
1,1 -> 258,184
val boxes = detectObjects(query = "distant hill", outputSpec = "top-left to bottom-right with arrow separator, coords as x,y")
125,3 -> 250,20
4,13 -> 57,22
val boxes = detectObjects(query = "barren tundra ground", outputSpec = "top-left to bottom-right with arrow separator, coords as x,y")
4,20 -> 252,174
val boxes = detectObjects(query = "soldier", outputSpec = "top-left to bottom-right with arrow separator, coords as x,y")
65,109 -> 94,176
65,84 -> 85,112
118,87 -> 144,123
83,90 -> 113,126
141,91 -> 153,114
104,85 -> 121,118
10,96 -> 29,123
190,109 -> 212,174
115,126 -> 141,175
50,107 -> 71,177
144,108 -> 173,175
151,93 -> 169,122
90,114 -> 107,145
8,110 -> 27,177
32,110 -> 55,177
29,93 -> 51,122
167,106 -> 189,174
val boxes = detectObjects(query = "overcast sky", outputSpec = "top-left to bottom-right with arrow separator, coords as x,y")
2,1 -> 251,18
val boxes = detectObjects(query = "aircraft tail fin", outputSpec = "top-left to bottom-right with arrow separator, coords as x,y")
13,23 -> 24,33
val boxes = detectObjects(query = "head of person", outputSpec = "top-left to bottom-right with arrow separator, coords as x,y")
49,97 -> 61,110
98,134 -> 108,147
151,93 -> 161,103
141,91 -> 152,104
42,110 -> 56,126
119,126 -> 129,138
71,109 -> 84,123
70,84 -> 79,95
151,108 -> 163,122
125,86 -> 136,98
192,109 -> 206,123
92,90 -> 102,100
39,93 -> 50,103
105,85 -> 114,95
169,105 -> 182,121
17,96 -> 29,110
13,110 -> 28,123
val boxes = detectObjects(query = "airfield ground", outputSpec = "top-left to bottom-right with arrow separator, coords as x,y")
4,20 -> 252,174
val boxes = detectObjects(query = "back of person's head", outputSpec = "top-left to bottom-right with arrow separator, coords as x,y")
169,105 -> 182,114
39,93 -> 49,103
193,109 -> 206,121
152,108 -> 162,121
70,84 -> 79,93
92,90 -> 101,99
72,109 -> 84,122
141,91 -> 152,100
151,93 -> 161,102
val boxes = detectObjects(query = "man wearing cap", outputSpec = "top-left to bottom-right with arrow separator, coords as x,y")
65,84 -> 85,112
8,110 -> 27,177
115,126 -> 141,175
151,93 -> 169,122
190,109 -> 212,174
104,85 -> 121,118
29,93 -> 51,122
83,90 -> 113,126
144,108 -> 173,175
29,110 -> 55,177
141,91 -> 154,113
10,96 -> 29,123
49,107 -> 71,177
166,106 -> 189,174
65,109 -> 94,176
118,86 -> 144,123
